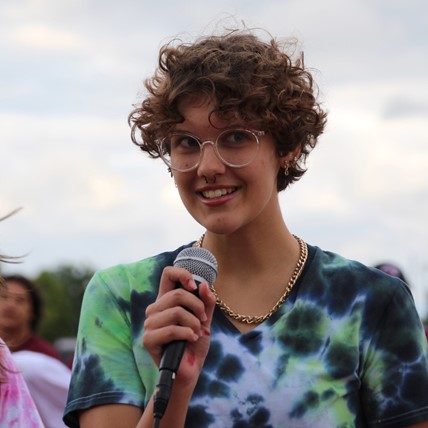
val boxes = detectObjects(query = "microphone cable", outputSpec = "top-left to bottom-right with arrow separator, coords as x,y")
153,416 -> 161,428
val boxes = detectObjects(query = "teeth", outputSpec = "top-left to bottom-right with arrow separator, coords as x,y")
202,188 -> 236,199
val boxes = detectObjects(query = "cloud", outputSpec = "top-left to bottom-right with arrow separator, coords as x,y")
1,0 -> 427,316
10,24 -> 85,53
382,96 -> 428,119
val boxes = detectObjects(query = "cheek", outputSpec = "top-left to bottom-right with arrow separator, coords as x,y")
174,176 -> 196,210
19,304 -> 32,317
174,176 -> 190,196
173,172 -> 190,188
247,158 -> 280,188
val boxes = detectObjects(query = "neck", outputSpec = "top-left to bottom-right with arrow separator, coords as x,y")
200,226 -> 306,334
0,327 -> 33,350
203,221 -> 297,274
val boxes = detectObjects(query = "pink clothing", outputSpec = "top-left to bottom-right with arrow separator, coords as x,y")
0,339 -> 44,427
13,351 -> 71,428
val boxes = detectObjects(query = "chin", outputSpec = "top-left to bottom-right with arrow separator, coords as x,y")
201,221 -> 243,236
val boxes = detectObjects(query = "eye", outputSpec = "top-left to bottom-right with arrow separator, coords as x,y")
220,130 -> 254,147
170,134 -> 200,151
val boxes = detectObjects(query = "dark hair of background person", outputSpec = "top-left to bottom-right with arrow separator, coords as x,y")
128,29 -> 328,192
2,275 -> 43,332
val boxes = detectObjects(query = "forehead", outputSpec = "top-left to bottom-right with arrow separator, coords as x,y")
176,94 -> 241,131
3,280 -> 30,297
177,93 -> 214,113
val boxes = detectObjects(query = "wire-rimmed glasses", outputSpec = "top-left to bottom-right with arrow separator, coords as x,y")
157,129 -> 264,172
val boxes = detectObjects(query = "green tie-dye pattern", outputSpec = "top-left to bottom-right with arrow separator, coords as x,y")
64,245 -> 428,428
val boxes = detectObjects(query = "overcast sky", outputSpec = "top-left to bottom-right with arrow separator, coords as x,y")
1,0 -> 427,317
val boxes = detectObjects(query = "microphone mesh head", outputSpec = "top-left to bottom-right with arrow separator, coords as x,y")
173,247 -> 218,286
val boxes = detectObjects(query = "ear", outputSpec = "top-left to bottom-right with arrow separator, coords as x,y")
279,147 -> 301,166
290,146 -> 302,160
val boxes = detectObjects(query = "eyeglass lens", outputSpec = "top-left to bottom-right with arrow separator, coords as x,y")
160,129 -> 259,171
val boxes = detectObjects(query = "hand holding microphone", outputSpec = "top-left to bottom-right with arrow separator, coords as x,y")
142,247 -> 218,423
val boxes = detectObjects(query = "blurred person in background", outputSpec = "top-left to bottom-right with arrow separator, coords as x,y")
374,262 -> 428,341
0,274 -> 61,360
0,217 -> 44,427
374,262 -> 408,283
0,212 -> 70,427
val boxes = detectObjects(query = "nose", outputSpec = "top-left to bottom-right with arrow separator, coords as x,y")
197,141 -> 226,179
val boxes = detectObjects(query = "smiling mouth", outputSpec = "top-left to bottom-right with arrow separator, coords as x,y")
201,187 -> 238,199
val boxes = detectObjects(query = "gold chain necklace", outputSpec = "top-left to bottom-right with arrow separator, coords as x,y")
194,233 -> 308,324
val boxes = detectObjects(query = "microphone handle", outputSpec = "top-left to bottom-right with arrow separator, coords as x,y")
153,280 -> 204,421
153,341 -> 186,419
159,339 -> 186,372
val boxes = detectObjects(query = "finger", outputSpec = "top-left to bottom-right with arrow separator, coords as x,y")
158,266 -> 198,297
197,282 -> 216,325
146,288 -> 206,322
143,325 -> 200,361
144,305 -> 203,337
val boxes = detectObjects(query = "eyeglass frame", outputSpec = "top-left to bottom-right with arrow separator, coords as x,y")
156,128 -> 265,172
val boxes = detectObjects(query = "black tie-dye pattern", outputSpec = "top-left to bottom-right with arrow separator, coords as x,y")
64,244 -> 428,428
129,290 -> 156,339
239,331 -> 263,355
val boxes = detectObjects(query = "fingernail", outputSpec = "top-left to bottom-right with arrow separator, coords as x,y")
201,312 -> 208,322
187,279 -> 197,290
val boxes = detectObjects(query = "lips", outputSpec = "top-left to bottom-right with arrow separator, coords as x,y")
201,187 -> 237,199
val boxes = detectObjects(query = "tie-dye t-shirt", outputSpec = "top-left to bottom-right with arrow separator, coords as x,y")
0,340 -> 44,427
64,244 -> 428,427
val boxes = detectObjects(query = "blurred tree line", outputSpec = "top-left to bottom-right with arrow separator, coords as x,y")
34,264 -> 94,342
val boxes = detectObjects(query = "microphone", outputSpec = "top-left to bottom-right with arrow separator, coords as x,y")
153,247 -> 218,422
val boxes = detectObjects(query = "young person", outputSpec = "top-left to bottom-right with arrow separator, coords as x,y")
64,28 -> 428,428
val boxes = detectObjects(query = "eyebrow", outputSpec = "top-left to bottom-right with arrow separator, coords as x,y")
2,289 -> 29,298
172,124 -> 246,134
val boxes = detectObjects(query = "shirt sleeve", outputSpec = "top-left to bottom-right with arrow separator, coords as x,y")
63,269 -> 145,428
360,280 -> 428,427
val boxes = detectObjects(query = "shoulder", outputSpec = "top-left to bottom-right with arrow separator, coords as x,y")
300,245 -> 426,358
82,244 -> 193,305
13,351 -> 71,377
97,244 -> 190,283
308,244 -> 408,291
302,244 -> 413,314
26,334 -> 61,360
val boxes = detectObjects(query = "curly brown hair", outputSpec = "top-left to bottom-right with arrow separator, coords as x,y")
129,29 -> 327,191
